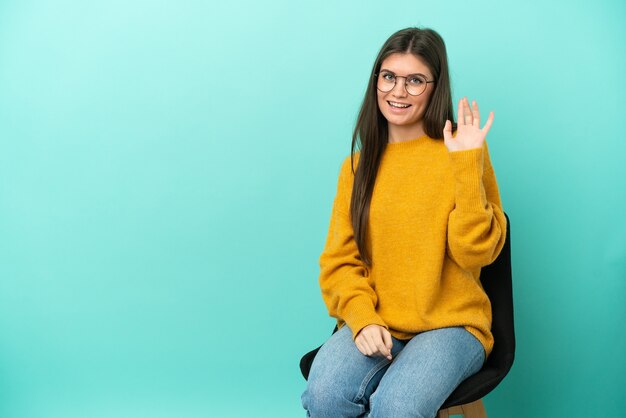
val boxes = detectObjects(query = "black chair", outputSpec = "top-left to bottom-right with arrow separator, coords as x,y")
300,212 -> 514,418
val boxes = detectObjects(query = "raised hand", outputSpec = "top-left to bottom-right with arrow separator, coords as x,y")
443,97 -> 494,152
355,324 -> 393,360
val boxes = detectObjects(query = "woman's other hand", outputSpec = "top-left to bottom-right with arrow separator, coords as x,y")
355,324 -> 393,360
443,97 -> 494,152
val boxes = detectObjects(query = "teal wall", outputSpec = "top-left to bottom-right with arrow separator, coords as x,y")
0,1 -> 624,417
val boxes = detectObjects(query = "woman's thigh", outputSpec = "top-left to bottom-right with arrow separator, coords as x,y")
301,325 -> 406,417
367,326 -> 485,418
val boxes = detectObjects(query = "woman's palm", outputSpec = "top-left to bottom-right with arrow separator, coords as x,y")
443,97 -> 494,152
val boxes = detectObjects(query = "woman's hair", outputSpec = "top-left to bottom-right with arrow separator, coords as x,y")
349,26 -> 458,267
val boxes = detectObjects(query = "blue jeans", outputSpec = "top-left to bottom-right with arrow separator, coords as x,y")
301,325 -> 485,418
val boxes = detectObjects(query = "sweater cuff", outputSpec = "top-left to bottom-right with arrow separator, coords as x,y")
342,295 -> 388,340
448,146 -> 488,212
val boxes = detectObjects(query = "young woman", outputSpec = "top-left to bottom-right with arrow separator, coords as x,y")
301,27 -> 507,418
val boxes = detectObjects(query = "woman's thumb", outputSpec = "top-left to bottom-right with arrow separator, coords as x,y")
443,120 -> 452,141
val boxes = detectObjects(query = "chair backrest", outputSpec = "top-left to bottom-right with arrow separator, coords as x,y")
300,212 -> 515,409
440,211 -> 514,408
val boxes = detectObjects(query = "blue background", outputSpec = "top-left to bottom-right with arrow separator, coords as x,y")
0,1 -> 624,417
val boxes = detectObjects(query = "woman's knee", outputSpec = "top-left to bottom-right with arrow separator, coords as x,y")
368,386 -> 437,418
302,381 -> 352,416
300,326 -> 364,415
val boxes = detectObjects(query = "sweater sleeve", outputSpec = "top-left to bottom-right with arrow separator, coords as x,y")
446,140 -> 507,271
318,156 -> 388,340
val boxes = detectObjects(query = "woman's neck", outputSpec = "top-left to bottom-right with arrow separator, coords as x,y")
387,123 -> 427,144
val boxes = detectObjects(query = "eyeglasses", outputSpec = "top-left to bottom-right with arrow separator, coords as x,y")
374,70 -> 435,96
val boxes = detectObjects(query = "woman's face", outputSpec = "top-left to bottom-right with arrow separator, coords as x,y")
376,53 -> 435,132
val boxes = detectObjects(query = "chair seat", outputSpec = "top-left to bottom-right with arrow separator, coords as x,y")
441,365 -> 501,409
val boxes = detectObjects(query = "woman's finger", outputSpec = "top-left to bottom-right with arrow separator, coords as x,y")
481,111 -> 495,134
463,97 -> 473,125
381,329 -> 393,359
357,335 -> 370,355
355,339 -> 363,354
359,339 -> 371,357
472,100 -> 481,128
457,98 -> 464,126
374,336 -> 390,358
364,332 -> 378,356
363,329 -> 383,357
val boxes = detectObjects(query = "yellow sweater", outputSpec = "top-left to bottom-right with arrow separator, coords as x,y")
318,134 -> 507,361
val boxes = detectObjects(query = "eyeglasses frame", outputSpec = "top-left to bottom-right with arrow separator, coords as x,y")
373,71 -> 436,96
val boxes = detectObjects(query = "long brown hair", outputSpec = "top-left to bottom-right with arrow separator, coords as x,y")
349,27 -> 458,267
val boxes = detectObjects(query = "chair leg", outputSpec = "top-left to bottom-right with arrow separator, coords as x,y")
461,399 -> 487,418
438,405 -> 461,417
436,408 -> 449,418
438,399 -> 487,418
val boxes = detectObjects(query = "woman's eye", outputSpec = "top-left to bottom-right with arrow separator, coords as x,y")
409,77 -> 424,84
383,73 -> 395,81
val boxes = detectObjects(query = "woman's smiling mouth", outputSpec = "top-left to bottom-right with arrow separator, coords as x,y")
388,101 -> 412,110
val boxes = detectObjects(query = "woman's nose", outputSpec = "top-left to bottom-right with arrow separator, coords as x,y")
392,80 -> 408,97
